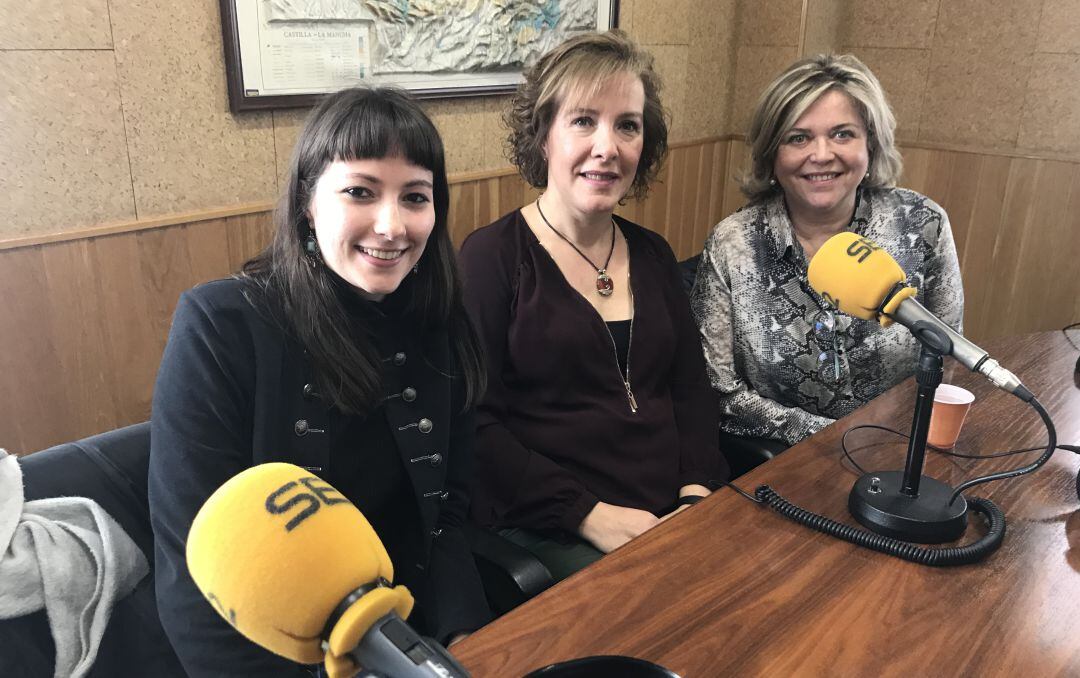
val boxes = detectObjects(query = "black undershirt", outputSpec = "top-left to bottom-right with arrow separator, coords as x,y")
324,279 -> 424,595
606,319 -> 631,374
326,403 -> 423,593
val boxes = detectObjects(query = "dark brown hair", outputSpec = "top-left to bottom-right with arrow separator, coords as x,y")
243,87 -> 483,415
505,30 -> 669,200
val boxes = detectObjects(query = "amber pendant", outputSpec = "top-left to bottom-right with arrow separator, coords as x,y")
596,271 -> 614,297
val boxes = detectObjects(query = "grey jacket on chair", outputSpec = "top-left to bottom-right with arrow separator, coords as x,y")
0,422 -> 185,678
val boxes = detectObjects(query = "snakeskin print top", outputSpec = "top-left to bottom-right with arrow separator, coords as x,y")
690,187 -> 964,446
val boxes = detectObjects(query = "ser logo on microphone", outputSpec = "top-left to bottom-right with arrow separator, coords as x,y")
845,237 -> 881,263
265,476 -> 349,531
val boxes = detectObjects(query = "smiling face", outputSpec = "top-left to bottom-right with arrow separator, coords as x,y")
542,71 -> 645,220
773,88 -> 870,223
307,155 -> 435,301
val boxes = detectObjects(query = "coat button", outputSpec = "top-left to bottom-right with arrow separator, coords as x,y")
429,452 -> 442,467
418,418 -> 433,433
294,419 -> 309,437
393,352 -> 407,366
302,383 -> 317,400
402,387 -> 417,402
430,528 -> 443,538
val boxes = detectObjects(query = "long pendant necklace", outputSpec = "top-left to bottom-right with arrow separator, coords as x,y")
603,307 -> 638,413
536,198 -> 616,297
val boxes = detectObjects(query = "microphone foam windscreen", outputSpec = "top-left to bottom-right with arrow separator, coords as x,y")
806,232 -> 914,324
186,462 -> 413,665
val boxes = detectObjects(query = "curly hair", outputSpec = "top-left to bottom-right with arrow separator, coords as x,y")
742,53 -> 904,203
504,30 -> 668,201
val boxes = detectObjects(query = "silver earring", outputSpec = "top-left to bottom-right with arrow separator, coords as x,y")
411,264 -> 419,275
769,177 -> 777,186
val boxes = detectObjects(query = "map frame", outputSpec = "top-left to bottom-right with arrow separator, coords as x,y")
219,0 -> 620,113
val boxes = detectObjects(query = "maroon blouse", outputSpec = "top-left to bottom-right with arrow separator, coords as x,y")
460,210 -> 728,533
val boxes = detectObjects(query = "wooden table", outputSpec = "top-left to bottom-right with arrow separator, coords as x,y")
454,332 -> 1080,677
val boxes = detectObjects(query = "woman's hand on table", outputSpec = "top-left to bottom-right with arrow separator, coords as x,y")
579,502 -> 660,553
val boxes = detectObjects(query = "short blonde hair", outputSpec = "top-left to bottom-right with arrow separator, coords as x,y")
505,30 -> 668,200
741,54 -> 903,203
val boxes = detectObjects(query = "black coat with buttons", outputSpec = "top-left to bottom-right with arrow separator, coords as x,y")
149,278 -> 491,677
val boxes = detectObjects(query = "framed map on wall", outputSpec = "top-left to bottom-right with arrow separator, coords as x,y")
219,0 -> 619,113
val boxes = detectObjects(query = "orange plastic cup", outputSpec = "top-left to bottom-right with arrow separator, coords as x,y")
927,384 -> 975,449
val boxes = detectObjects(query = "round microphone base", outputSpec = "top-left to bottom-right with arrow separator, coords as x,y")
848,471 -> 968,544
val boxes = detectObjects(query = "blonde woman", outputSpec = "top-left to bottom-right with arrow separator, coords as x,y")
691,54 -> 963,447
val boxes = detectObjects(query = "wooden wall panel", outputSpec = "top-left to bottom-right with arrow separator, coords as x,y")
40,239 -> 117,444
448,182 -> 476,247
696,141 -> 722,253
665,145 -> 694,257
225,213 -> 275,271
0,246 -> 71,453
0,212 -> 275,454
1058,169 -> 1080,327
3,137 -> 1079,454
897,147 -> 1080,343
642,156 -> 673,247
613,139 -> 735,260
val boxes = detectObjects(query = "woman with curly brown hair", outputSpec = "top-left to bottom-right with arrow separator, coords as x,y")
459,31 -> 728,581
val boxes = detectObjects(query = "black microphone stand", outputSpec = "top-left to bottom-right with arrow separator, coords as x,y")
848,323 -> 969,543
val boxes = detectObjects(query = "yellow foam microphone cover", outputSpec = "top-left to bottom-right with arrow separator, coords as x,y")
186,462 -> 414,666
806,232 -> 917,327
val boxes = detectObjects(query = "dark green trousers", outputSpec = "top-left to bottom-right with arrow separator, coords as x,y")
499,527 -> 604,582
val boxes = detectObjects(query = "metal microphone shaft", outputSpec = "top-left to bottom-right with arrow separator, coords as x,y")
888,296 -> 1026,397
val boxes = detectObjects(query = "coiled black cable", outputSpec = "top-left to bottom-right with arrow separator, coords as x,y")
947,393 -> 1056,503
753,485 -> 1006,566
721,366 -> 1071,566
